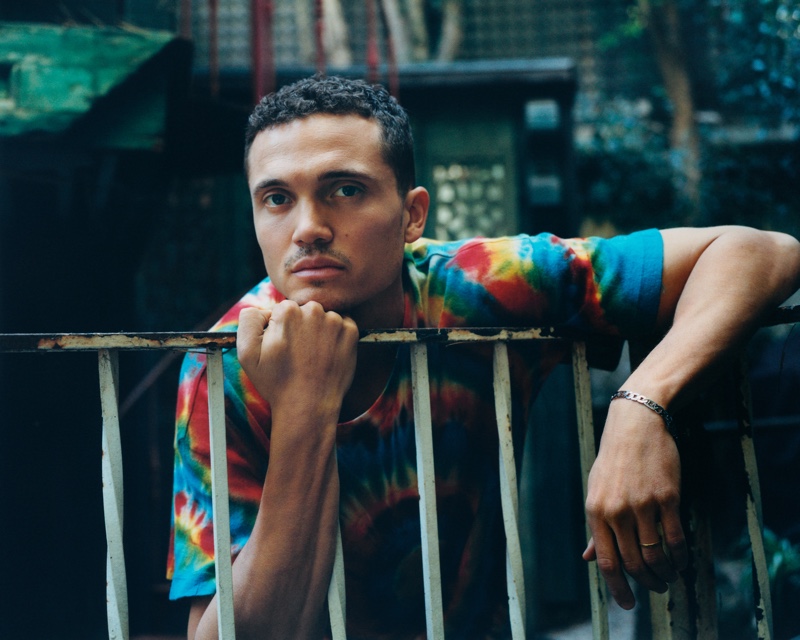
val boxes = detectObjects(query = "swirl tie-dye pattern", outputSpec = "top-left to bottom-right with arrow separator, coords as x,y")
168,231 -> 662,638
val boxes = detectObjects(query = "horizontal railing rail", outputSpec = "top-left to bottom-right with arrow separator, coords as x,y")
2,305 -> 797,639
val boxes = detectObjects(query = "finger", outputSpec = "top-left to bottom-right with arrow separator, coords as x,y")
582,537 -> 596,562
237,307 -> 272,365
587,518 -> 635,610
615,521 -> 668,595
340,315 -> 360,347
636,522 -> 678,583
659,509 -> 688,572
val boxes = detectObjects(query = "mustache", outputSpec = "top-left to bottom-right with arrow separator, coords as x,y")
284,244 -> 353,270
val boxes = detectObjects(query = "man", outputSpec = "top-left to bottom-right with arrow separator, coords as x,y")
168,75 -> 800,639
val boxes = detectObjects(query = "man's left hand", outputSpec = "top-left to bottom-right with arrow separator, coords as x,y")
583,398 -> 688,609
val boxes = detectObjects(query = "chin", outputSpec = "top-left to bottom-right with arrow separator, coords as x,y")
288,290 -> 355,314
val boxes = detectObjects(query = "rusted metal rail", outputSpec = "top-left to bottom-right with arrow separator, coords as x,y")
0,325 -> 573,352
2,304 -> 795,352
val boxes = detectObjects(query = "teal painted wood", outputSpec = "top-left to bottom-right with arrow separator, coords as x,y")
0,22 -> 175,138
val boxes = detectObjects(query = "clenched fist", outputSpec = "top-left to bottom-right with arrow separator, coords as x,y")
237,300 -> 360,423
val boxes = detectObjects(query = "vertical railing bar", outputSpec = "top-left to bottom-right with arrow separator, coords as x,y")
735,356 -> 773,640
410,343 -> 445,639
327,521 -> 347,639
571,342 -> 610,640
492,342 -> 526,639
98,349 -> 129,640
207,349 -> 237,639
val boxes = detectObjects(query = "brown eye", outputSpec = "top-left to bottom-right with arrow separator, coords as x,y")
265,193 -> 289,206
334,185 -> 361,197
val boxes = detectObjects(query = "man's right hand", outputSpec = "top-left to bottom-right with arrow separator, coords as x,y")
237,300 -> 360,420
188,301 -> 359,640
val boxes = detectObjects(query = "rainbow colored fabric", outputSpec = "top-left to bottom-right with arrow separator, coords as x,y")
168,231 -> 662,637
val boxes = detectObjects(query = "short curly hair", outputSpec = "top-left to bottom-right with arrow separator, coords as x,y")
244,75 -> 415,194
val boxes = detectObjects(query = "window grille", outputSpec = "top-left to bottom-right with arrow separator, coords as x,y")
183,0 -> 657,98
431,162 -> 511,239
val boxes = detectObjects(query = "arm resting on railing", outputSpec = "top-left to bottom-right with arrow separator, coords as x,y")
191,302 -> 359,640
584,226 -> 800,610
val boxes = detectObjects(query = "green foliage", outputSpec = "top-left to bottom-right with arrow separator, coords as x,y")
576,98 -> 683,230
702,140 -> 800,237
575,99 -> 800,235
594,0 -> 800,123
709,0 -> 800,124
597,3 -> 646,51
736,528 -> 800,638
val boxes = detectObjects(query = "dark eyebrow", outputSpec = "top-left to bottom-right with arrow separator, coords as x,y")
318,170 -> 374,183
251,178 -> 287,196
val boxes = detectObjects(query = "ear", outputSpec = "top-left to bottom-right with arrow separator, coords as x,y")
403,187 -> 429,243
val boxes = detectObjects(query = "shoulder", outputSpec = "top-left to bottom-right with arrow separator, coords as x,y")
176,277 -> 281,419
208,277 -> 285,333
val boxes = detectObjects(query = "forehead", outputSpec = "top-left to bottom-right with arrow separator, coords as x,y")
246,114 -> 389,182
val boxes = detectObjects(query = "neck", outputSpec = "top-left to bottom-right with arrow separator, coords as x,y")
339,284 -> 406,421
344,279 -> 407,333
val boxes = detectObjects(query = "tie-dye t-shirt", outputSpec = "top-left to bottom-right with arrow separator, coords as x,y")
167,231 -> 662,637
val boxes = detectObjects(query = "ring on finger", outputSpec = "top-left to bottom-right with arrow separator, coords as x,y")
640,541 -> 661,548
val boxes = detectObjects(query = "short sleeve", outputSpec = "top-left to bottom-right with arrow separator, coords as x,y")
405,228 -> 663,335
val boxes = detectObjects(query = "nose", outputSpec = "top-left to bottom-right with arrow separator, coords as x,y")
291,199 -> 333,247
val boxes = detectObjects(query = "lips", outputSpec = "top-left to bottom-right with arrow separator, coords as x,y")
290,255 -> 346,278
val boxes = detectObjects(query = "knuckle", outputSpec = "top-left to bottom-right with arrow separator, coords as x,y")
584,499 -> 600,517
654,487 -> 680,509
343,316 -> 359,332
590,500 -> 628,523
639,546 -> 662,563
595,556 -> 619,577
622,558 -> 646,578
666,535 -> 687,556
323,309 -> 344,325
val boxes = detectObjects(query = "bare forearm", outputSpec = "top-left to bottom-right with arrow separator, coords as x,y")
191,301 -> 359,639
193,412 -> 341,640
629,227 -> 800,407
585,227 -> 800,609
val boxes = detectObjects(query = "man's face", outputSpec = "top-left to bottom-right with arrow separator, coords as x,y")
247,114 -> 427,328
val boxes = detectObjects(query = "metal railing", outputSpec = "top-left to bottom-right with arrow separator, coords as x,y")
2,308 -> 798,638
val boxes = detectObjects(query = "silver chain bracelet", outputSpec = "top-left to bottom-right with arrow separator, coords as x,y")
610,390 -> 678,443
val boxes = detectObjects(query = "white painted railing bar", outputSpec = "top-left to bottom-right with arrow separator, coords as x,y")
409,343 -> 446,639
492,342 -> 527,639
206,349 -> 237,639
571,342 -> 610,640
326,522 -> 347,640
735,356 -> 773,640
648,511 -> 716,638
98,349 -> 129,640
